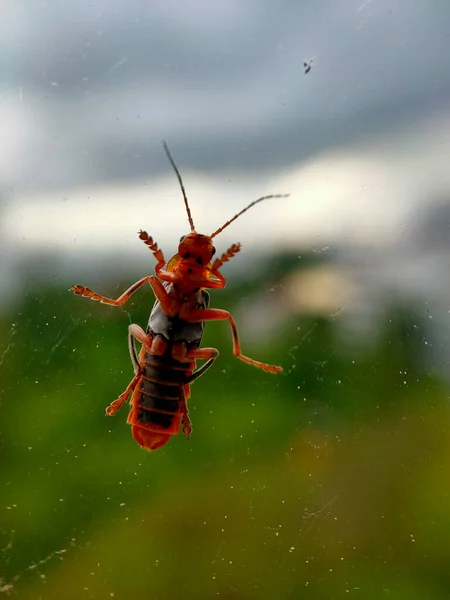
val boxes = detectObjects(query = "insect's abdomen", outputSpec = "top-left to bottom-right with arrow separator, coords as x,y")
127,350 -> 193,451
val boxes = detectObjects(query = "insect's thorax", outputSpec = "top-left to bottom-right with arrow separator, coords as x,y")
148,282 -> 210,345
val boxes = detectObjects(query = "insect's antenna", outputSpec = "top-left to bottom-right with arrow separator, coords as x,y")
162,140 -> 195,232
210,194 -> 290,239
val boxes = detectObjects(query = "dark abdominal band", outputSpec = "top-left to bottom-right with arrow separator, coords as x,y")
134,352 -> 192,431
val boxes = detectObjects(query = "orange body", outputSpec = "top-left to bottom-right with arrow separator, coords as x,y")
72,142 -> 288,450
127,348 -> 194,451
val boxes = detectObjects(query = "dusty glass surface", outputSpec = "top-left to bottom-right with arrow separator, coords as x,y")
2,1 -> 450,598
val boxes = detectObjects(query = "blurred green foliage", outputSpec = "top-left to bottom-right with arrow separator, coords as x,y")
1,264 -> 449,599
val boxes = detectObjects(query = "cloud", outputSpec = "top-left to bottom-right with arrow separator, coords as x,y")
1,0 -> 449,195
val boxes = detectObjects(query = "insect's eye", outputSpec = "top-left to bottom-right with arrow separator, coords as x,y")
211,246 -> 216,256
181,251 -> 191,259
179,235 -> 186,243
196,256 -> 203,265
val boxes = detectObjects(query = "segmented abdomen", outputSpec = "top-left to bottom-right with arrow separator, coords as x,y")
127,349 -> 193,451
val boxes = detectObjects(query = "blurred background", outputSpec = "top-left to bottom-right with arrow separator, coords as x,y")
2,1 -> 450,598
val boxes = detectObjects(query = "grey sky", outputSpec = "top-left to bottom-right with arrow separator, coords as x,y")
2,0 -> 450,193
2,0 -> 450,335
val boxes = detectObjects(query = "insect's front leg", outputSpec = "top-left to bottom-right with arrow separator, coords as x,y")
147,276 -> 180,316
202,243 -> 241,289
71,276 -> 151,306
183,308 -> 283,374
138,231 -> 166,272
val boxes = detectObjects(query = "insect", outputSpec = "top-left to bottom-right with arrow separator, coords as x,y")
72,142 -> 288,451
303,57 -> 315,74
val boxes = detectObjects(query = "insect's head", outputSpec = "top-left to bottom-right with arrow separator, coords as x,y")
178,233 -> 216,266
162,140 -> 289,253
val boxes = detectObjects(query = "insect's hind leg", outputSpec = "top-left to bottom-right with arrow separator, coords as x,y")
128,327 -> 140,374
106,324 -> 158,417
171,344 -> 219,383
181,349 -> 219,437
106,372 -> 141,416
170,344 -> 219,439
171,344 -> 219,363
180,386 -> 192,439
128,323 -> 157,374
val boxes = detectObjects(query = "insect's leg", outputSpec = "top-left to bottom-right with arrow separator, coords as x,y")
203,272 -> 226,289
171,343 -> 219,363
184,358 -> 217,384
128,324 -> 155,374
138,231 -> 184,287
199,245 -> 241,290
128,324 -> 152,349
106,372 -> 141,416
108,325 -> 158,416
138,231 -> 166,271
183,308 -> 283,374
170,343 -> 219,383
71,276 -> 151,307
170,344 -> 219,437
184,348 -> 219,383
183,384 -> 191,402
180,387 -> 192,439
186,347 -> 220,360
137,231 -> 182,284
147,276 -> 180,316
128,328 -> 140,374
128,324 -> 168,356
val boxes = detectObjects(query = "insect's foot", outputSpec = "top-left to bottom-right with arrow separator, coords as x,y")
106,400 -> 122,416
244,357 -> 283,374
181,418 -> 192,438
72,284 -> 87,295
265,364 -> 283,374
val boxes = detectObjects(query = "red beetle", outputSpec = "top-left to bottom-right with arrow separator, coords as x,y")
72,142 -> 287,450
